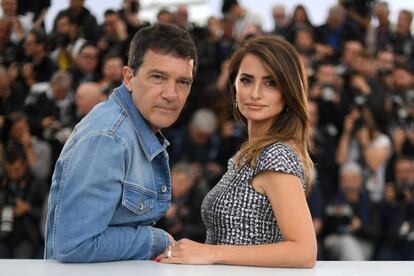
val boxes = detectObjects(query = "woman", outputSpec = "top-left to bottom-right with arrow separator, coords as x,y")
158,35 -> 317,267
336,105 -> 392,203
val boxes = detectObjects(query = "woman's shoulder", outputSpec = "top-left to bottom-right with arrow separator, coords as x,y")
259,141 -> 301,161
372,133 -> 392,148
254,141 -> 306,185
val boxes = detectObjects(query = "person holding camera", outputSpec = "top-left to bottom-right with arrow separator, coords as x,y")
310,62 -> 344,133
377,156 -> 414,260
52,0 -> 99,43
0,144 -> 47,258
118,0 -> 149,39
324,162 -> 381,260
336,105 -> 392,202
385,65 -> 414,157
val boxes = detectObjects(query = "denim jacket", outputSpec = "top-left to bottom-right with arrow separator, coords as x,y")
45,84 -> 171,262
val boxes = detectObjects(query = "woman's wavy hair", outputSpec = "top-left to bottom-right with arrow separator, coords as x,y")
228,35 -> 313,193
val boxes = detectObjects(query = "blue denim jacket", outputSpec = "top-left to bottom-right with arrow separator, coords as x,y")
45,84 -> 171,262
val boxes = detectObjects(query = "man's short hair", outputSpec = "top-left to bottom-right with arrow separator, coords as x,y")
30,29 -> 49,46
222,0 -> 238,14
127,24 -> 197,76
5,142 -> 27,164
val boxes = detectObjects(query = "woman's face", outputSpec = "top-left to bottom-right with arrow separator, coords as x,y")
235,54 -> 285,132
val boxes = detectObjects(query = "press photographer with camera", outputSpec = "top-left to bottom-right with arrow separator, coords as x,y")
324,162 -> 381,260
378,156 -> 414,260
336,104 -> 392,202
0,144 -> 47,258
340,0 -> 374,43
385,65 -> 414,157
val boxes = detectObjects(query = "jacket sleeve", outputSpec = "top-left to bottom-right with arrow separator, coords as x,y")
49,133 -> 169,262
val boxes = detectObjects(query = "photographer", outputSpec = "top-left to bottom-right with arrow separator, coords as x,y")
324,162 -> 381,260
97,10 -> 129,57
310,62 -> 344,146
8,29 -> 58,90
156,163 -> 208,243
340,0 -> 374,43
336,104 -> 392,202
118,0 -> 149,39
49,14 -> 86,71
0,144 -> 47,258
377,156 -> 414,260
385,65 -> 414,157
24,70 -> 76,165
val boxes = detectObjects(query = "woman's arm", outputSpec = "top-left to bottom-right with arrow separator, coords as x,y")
160,172 -> 317,268
361,146 -> 391,172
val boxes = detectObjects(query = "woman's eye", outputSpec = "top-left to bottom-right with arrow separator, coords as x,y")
265,79 -> 277,87
178,80 -> 191,88
240,77 -> 251,85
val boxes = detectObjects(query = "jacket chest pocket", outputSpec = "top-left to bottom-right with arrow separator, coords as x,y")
122,181 -> 156,215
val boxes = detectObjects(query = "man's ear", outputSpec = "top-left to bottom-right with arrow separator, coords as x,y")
123,66 -> 134,92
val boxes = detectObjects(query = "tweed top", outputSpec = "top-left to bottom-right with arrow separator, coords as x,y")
201,142 -> 306,245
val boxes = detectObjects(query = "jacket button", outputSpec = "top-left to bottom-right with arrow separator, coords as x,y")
138,203 -> 144,210
161,185 -> 167,193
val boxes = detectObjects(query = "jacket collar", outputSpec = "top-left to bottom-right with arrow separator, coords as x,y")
113,84 -> 169,161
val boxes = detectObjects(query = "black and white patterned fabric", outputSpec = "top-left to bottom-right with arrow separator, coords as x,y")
201,142 -> 306,245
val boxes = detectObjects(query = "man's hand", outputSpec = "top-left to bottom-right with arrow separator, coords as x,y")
14,198 -> 32,217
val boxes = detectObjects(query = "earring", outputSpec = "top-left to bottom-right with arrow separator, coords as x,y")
285,107 -> 289,113
235,101 -> 238,108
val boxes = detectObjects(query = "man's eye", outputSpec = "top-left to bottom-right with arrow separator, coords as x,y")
178,80 -> 191,88
151,75 -> 164,83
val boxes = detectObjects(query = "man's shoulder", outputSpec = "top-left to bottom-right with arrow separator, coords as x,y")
74,97 -> 131,139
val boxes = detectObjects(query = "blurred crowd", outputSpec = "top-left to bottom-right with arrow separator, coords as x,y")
0,0 -> 413,261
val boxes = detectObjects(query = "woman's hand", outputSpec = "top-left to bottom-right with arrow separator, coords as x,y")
157,239 -> 216,264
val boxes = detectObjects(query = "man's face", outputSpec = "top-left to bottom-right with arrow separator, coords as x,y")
103,57 -> 123,82
316,65 -> 337,84
23,33 -> 38,57
5,159 -> 27,182
1,0 -> 16,16
76,46 -> 99,73
123,49 -> 194,132
395,159 -> 414,185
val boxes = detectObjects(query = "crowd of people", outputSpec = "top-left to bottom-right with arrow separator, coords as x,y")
0,0 -> 413,261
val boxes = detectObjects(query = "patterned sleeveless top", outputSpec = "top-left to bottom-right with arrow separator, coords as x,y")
201,142 -> 306,245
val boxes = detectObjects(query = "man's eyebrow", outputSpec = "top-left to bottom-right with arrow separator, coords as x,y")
147,69 -> 168,76
178,76 -> 193,83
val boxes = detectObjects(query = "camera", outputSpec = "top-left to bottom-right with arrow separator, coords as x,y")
0,205 -> 14,239
326,203 -> 354,232
320,83 -> 336,102
350,95 -> 367,133
129,1 -> 139,13
390,95 -> 414,128
394,182 -> 413,203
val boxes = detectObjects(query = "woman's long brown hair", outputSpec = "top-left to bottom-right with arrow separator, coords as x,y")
228,35 -> 313,193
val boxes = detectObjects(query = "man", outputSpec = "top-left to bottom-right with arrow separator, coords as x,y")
22,29 -> 58,85
0,0 -> 31,43
0,144 -> 47,258
45,23 -> 197,262
221,0 -> 262,41
69,42 -> 100,90
52,0 -> 99,42
75,82 -> 107,120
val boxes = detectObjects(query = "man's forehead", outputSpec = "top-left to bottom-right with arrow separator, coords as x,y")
141,49 -> 194,74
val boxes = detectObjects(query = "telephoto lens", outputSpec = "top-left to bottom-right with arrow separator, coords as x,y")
0,205 -> 14,238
